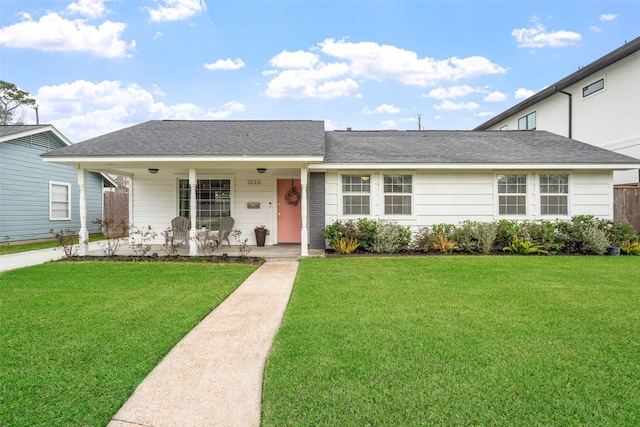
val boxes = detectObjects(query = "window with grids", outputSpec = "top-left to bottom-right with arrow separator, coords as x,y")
518,111 -> 536,130
540,174 -> 568,215
498,174 -> 527,215
50,181 -> 71,220
179,179 -> 231,229
342,175 -> 370,215
384,175 -> 412,215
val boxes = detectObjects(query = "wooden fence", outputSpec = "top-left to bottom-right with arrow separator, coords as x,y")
614,184 -> 640,234
103,191 -> 129,237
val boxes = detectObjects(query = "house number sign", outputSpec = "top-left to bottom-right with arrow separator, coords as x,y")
247,179 -> 261,185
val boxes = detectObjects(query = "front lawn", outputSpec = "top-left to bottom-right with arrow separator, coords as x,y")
262,257 -> 639,425
0,262 -> 257,426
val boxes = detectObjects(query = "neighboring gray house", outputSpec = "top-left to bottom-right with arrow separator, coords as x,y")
41,120 -> 640,256
0,125 -> 111,243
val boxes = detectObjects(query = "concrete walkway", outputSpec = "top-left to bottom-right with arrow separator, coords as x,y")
0,242 -> 106,272
107,261 -> 299,427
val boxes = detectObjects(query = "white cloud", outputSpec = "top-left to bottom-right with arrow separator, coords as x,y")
66,0 -> 108,19
0,12 -> 134,58
590,26 -> 602,33
599,13 -> 618,22
204,58 -> 246,70
270,50 -> 319,69
424,85 -> 477,100
264,62 -> 358,99
484,91 -> 507,102
319,39 -> 505,85
433,100 -> 479,111
512,16 -> 581,48
263,38 -> 505,99
145,0 -> 207,22
35,80 -> 243,141
362,103 -> 401,115
515,88 -> 536,99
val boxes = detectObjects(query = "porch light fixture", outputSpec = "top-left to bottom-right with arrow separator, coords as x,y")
148,168 -> 159,174
257,168 -> 267,174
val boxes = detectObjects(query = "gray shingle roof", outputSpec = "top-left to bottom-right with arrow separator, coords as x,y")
324,130 -> 640,164
42,120 -> 326,157
0,125 -> 49,138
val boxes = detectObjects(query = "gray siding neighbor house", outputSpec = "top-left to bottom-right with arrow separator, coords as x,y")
0,125 -> 110,243
41,120 -> 640,256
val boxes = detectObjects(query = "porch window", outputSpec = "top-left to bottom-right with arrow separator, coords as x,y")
50,181 -> 71,220
179,179 -> 231,229
384,175 -> 412,215
342,174 -> 370,215
497,174 -> 527,215
540,174 -> 568,215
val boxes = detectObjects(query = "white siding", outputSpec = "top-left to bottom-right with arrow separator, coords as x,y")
131,169 -> 290,246
324,170 -> 615,229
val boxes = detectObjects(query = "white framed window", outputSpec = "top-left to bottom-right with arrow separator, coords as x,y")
50,181 -> 71,220
497,174 -> 527,215
342,174 -> 370,215
583,78 -> 604,97
179,179 -> 232,229
518,111 -> 536,130
383,174 -> 412,215
540,174 -> 569,216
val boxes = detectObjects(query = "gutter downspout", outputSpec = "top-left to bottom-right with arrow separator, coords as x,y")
555,86 -> 572,139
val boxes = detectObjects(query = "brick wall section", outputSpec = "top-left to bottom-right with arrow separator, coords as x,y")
308,172 -> 326,249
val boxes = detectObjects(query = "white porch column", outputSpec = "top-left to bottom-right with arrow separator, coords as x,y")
77,168 -> 89,255
188,168 -> 197,255
300,166 -> 309,257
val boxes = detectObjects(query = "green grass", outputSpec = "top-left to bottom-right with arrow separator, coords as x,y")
0,234 -> 104,255
0,262 -> 257,426
262,257 -> 640,426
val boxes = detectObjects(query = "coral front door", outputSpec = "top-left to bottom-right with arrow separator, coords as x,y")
277,179 -> 302,243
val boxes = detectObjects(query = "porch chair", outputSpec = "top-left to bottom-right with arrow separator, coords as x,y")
211,216 -> 235,247
170,216 -> 190,247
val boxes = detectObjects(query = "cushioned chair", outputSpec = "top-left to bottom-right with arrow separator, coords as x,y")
170,216 -> 190,247
211,216 -> 235,247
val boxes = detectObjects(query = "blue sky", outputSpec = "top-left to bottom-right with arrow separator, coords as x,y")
1,0 -> 638,142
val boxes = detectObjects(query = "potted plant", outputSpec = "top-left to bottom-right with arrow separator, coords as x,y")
254,225 -> 268,247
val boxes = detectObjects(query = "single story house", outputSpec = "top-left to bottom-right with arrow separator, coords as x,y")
41,120 -> 640,256
0,125 -> 114,243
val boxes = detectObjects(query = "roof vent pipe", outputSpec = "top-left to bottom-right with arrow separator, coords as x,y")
555,85 -> 572,139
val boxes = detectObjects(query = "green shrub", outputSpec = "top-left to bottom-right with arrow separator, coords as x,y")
605,221 -> 636,246
469,221 -> 499,255
620,240 -> 640,255
503,235 -> 548,255
452,221 -> 479,253
523,220 -> 564,253
370,220 -> 411,253
411,226 -> 432,252
496,220 -> 521,248
332,237 -> 360,254
355,218 -> 378,251
581,224 -> 610,255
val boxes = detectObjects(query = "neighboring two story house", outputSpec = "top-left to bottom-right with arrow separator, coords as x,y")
474,36 -> 640,186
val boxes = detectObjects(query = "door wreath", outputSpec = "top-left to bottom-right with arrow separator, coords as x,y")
284,180 -> 301,206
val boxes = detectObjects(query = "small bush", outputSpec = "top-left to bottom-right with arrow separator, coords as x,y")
503,235 -> 548,255
581,224 -> 610,255
332,237 -> 360,254
370,220 -> 411,253
470,221 -> 498,255
620,240 -> 640,255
